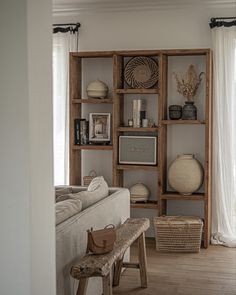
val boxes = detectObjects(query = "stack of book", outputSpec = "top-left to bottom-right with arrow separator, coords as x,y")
74,119 -> 89,145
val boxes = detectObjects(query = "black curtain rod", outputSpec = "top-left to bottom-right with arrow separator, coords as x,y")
53,23 -> 81,27
209,17 -> 236,28
211,17 -> 236,21
53,23 -> 81,34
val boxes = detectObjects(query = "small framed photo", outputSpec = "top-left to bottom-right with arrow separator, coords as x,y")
89,113 -> 111,143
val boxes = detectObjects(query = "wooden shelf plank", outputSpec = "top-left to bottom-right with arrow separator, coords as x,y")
131,201 -> 158,209
116,89 -> 159,94
71,51 -> 114,58
117,126 -> 158,132
73,145 -> 113,151
161,120 -> 205,125
116,164 -> 158,171
72,98 -> 113,104
71,49 -> 210,58
161,192 -> 205,201
117,50 -> 160,56
162,48 -> 210,56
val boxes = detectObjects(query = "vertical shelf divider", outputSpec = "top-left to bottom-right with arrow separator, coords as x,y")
203,50 -> 213,248
113,54 -> 124,186
158,53 -> 168,215
69,54 -> 82,185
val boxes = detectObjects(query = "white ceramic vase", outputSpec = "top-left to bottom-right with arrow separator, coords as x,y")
129,183 -> 150,203
86,79 -> 108,98
168,154 -> 203,195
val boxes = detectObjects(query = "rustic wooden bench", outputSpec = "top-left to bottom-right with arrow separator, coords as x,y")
70,218 -> 150,295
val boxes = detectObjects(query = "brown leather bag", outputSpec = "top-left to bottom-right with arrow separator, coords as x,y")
86,224 -> 116,255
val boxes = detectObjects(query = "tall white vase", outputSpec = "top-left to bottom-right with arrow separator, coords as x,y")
168,154 -> 204,195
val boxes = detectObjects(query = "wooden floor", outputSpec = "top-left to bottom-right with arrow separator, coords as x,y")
114,238 -> 236,295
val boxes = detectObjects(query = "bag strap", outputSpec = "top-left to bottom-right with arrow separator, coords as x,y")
88,225 -> 115,232
104,224 -> 115,229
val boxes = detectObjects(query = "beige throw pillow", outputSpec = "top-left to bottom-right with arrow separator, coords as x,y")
55,186 -> 73,203
87,176 -> 106,192
71,176 -> 109,210
55,198 -> 82,225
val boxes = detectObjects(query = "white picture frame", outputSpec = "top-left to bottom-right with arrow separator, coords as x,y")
89,113 -> 111,142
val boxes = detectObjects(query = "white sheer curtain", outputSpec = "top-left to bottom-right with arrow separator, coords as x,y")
53,32 -> 78,185
211,26 -> 236,247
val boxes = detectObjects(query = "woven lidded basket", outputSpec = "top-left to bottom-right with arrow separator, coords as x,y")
154,216 -> 203,253
83,170 -> 97,186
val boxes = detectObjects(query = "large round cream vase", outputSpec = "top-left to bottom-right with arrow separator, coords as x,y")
168,154 -> 203,195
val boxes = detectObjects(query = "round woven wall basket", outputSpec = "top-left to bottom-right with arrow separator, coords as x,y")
124,56 -> 159,89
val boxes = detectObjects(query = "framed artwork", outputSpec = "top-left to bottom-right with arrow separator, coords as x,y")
89,113 -> 111,142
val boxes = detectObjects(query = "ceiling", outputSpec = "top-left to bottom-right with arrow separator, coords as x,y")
52,0 -> 236,15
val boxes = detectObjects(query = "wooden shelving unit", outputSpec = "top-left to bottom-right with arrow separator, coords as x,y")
69,52 -> 114,185
69,49 -> 212,248
112,52 -> 160,191
157,49 -> 212,248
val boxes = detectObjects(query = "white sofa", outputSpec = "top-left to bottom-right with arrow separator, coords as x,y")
56,186 -> 130,295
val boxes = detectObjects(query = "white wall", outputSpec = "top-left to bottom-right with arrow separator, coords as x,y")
54,5 -> 233,50
0,0 -> 55,294
53,4 -> 233,236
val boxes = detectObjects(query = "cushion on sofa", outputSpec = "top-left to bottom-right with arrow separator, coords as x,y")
87,176 -> 106,192
55,187 -> 73,203
70,176 -> 109,210
55,198 -> 82,225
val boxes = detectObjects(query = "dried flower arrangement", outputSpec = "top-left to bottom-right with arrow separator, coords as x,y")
173,65 -> 204,102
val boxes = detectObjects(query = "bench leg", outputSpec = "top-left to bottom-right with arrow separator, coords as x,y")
76,278 -> 88,295
113,256 -> 123,286
138,232 -> 148,288
102,272 -> 113,295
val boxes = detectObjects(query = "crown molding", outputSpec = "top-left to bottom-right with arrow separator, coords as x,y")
53,0 -> 236,16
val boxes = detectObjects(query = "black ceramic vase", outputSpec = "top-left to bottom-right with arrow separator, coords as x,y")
169,105 -> 182,120
182,101 -> 197,120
